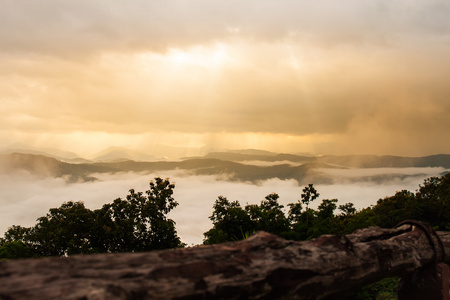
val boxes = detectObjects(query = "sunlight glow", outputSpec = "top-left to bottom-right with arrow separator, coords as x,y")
142,44 -> 234,69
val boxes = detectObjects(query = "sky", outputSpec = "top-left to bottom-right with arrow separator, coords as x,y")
1,0 -> 450,158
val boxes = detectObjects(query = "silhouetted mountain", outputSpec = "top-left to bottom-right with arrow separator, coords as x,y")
316,154 -> 450,168
0,153 -> 114,182
1,143 -> 89,163
227,149 -> 278,156
92,146 -> 159,162
193,152 -> 316,163
1,152 -> 447,185
193,152 -> 450,168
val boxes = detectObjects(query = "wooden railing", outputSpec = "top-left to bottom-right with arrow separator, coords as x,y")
1,221 -> 450,299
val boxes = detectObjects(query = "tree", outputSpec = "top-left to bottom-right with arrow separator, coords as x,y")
310,199 -> 338,237
334,203 -> 357,234
94,198 -> 138,253
96,177 -> 183,252
372,190 -> 416,229
3,225 -> 32,243
342,207 -> 376,235
0,241 -> 34,259
338,203 -> 356,218
203,196 -> 255,244
2,226 -> 39,259
245,193 -> 290,236
301,184 -> 320,210
1,177 -> 183,258
204,193 -> 293,245
287,201 -> 303,224
414,173 -> 450,230
301,184 -> 320,227
31,201 -> 96,256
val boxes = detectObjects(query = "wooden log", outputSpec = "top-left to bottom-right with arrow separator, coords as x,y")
1,222 -> 449,300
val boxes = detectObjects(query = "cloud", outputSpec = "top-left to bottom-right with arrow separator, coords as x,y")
1,1 -> 450,156
2,0 -> 450,57
3,39 -> 450,135
2,0 -> 450,247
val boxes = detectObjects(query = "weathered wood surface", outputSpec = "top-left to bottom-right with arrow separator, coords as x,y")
1,222 -> 449,300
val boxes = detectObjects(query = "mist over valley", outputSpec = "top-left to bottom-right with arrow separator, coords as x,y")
2,4 -> 450,298
1,149 -> 448,245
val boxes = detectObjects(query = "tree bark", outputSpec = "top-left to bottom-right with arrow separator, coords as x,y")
1,222 -> 449,300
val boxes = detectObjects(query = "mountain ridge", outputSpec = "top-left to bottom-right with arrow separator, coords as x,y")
189,152 -> 450,168
1,152 -> 448,185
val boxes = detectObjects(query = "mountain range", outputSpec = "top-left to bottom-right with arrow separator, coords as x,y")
0,150 -> 448,185
0,143 -> 214,162
195,152 -> 450,168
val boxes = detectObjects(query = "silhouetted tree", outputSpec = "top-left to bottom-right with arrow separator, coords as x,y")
1,225 -> 36,259
0,241 -> 34,259
203,196 -> 255,244
246,193 -> 290,236
301,183 -> 319,226
414,174 -> 450,229
372,190 -> 416,229
1,177 -> 183,258
31,201 -> 96,256
310,199 -> 338,237
301,184 -> 319,210
338,203 -> 357,217
95,177 -> 183,252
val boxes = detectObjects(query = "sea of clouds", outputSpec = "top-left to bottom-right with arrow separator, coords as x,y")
0,167 -> 447,245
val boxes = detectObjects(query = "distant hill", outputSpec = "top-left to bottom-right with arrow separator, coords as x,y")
0,143 -> 89,163
1,152 -> 448,185
92,146 -> 159,162
227,149 -> 278,156
316,154 -> 450,168
0,153 -> 114,182
191,152 -> 316,163
193,152 -> 450,168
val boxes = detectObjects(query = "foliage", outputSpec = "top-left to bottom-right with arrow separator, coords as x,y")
1,225 -> 36,259
205,173 -> 450,243
309,198 -> 338,238
372,190 -> 416,228
204,184 -> 326,243
95,177 -> 182,252
3,225 -> 32,243
3,171 -> 450,298
32,201 -> 96,256
340,277 -> 399,300
203,192 -> 292,244
339,202 -> 357,217
203,174 -> 450,243
414,174 -> 450,229
203,196 -> 255,244
246,193 -> 290,235
202,173 -> 450,299
301,183 -> 320,210
0,240 -> 34,260
1,177 -> 183,258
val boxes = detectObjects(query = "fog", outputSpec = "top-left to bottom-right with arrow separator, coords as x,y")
240,160 -> 304,167
0,167 -> 446,245
318,167 -> 447,178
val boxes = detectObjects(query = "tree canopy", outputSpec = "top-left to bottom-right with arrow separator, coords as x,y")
2,173 -> 450,264
2,172 -> 450,300
203,173 -> 450,244
0,177 -> 183,258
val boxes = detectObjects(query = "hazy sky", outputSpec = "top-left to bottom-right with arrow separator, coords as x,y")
1,0 -> 450,157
